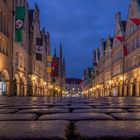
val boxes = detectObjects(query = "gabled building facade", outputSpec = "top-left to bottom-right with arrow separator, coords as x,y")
0,1 -> 51,96
111,12 -> 126,97
124,0 -> 140,97
0,0 -> 13,96
83,0 -> 140,97
28,4 -> 51,96
13,0 -> 29,96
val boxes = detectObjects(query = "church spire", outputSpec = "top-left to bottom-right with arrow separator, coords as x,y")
54,48 -> 57,57
59,42 -> 63,59
63,57 -> 66,78
58,42 -> 63,86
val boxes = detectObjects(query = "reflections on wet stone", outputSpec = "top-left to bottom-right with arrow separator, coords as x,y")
0,97 -> 140,139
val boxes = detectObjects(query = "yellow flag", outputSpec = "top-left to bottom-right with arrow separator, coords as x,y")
47,56 -> 52,62
47,67 -> 52,73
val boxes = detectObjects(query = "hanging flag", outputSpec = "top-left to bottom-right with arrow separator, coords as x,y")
116,36 -> 124,42
130,18 -> 140,25
47,56 -> 52,62
90,67 -> 94,72
47,67 -> 52,73
36,38 -> 43,61
51,57 -> 59,67
51,57 -> 59,77
136,0 -> 140,11
123,46 -> 128,56
15,7 -> 26,42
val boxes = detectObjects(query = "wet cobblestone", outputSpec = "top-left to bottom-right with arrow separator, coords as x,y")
0,97 -> 140,139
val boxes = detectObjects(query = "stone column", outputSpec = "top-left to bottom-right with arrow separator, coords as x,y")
124,85 -> 127,97
6,81 -> 11,96
119,86 -> 121,96
24,85 -> 27,96
116,86 -> 119,96
129,84 -> 133,96
17,83 -> 20,96
32,83 -> 35,96
136,83 -> 139,97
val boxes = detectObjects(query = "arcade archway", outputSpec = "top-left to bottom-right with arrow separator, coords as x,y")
0,70 -> 10,96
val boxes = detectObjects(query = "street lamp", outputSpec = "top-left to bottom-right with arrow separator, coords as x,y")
44,82 -> 47,86
120,76 -> 123,81
32,76 -> 36,81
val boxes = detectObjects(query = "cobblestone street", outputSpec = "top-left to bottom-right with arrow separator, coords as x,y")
0,97 -> 139,139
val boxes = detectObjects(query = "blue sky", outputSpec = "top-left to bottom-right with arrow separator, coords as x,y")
28,0 -> 130,78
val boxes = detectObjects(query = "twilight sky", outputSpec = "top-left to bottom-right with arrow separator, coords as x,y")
28,0 -> 130,79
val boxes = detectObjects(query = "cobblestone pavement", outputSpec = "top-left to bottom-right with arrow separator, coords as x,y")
0,97 -> 140,140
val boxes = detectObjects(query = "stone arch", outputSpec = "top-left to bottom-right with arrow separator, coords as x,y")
0,69 -> 10,96
136,76 -> 140,83
1,69 -> 10,81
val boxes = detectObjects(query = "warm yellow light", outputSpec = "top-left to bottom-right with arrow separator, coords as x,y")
109,80 -> 112,84
47,56 -> 52,62
44,82 -> 47,86
55,87 -> 58,90
138,70 -> 140,75
90,88 -> 93,91
32,76 -> 36,81
120,77 -> 123,81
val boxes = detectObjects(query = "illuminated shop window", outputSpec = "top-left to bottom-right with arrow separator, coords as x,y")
0,81 -> 6,95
